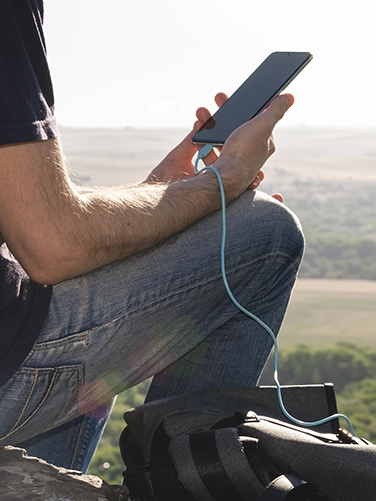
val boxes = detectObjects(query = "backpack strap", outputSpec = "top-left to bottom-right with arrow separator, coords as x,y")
188,429 -> 254,501
256,473 -> 332,500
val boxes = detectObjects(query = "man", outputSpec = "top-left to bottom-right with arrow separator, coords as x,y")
0,0 -> 304,472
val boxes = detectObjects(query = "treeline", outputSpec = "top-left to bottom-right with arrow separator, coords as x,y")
261,343 -> 376,443
299,235 -> 376,279
261,343 -> 376,391
285,187 -> 376,280
88,343 -> 376,484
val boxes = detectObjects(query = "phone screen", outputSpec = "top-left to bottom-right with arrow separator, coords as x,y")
192,52 -> 313,145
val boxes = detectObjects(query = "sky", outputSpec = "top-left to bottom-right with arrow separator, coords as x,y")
44,0 -> 376,129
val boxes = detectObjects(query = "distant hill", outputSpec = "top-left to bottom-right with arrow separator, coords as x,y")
59,125 -> 376,187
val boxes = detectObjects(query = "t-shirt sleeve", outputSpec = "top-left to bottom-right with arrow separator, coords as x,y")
0,0 -> 58,146
0,0 -> 54,387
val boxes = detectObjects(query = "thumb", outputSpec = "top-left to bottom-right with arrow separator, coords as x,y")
263,93 -> 295,125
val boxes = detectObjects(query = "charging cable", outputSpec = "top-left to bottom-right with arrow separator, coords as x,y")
194,144 -> 357,437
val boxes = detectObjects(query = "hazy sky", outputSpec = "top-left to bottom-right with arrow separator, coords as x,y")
44,0 -> 375,129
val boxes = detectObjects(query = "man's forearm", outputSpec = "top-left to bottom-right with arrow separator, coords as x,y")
0,139 -> 222,284
70,175 -> 221,277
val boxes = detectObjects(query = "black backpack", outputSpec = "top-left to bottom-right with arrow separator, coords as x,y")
120,385 -> 375,501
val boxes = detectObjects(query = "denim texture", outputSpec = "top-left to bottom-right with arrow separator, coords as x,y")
0,191 -> 304,471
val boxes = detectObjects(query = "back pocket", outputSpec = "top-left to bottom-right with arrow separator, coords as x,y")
0,365 -> 83,446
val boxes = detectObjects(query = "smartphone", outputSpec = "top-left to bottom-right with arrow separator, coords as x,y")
192,51 -> 313,145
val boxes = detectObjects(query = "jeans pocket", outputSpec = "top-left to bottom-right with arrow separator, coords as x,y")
0,364 -> 83,446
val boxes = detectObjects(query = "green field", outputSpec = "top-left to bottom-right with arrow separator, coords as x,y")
279,278 -> 376,349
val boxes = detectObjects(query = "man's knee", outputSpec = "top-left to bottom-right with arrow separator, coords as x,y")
228,190 -> 305,263
259,192 -> 305,256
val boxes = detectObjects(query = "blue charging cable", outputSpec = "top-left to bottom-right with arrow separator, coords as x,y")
194,143 -> 357,437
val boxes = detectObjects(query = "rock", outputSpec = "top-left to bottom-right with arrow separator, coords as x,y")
0,446 -> 129,501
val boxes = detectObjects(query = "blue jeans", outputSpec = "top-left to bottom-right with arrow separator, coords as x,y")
0,191 -> 304,472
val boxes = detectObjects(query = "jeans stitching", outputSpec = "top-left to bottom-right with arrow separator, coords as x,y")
0,368 -> 58,442
0,370 -> 40,441
70,415 -> 86,469
107,251 -> 298,322
131,251 -> 299,313
31,333 -> 89,351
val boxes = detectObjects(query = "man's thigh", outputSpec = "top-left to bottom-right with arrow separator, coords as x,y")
0,191 -> 304,446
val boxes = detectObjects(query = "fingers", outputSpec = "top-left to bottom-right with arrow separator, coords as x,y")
184,104 -> 213,150
261,93 -> 294,128
194,107 -> 212,131
193,97 -> 225,166
190,92 -> 229,167
247,170 -> 284,204
247,169 -> 284,203
196,143 -> 219,167
215,92 -> 229,108
194,92 -> 229,132
159,89 -> 250,181
195,92 -> 292,147
271,193 -> 284,203
248,170 -> 265,190
189,116 -> 219,166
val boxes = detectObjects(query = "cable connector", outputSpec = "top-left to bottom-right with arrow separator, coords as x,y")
194,144 -> 214,175
197,143 -> 214,160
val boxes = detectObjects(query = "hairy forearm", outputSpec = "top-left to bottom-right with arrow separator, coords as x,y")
71,175 -> 220,275
0,138 -> 223,284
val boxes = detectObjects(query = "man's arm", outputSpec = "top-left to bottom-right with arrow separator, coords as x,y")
0,138 -> 220,285
0,94 -> 293,285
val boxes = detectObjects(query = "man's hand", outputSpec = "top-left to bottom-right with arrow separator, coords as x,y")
145,93 -> 228,184
147,92 -> 290,206
211,93 -> 294,202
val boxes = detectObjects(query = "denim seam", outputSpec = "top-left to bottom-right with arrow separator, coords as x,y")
0,366 -> 84,442
30,333 -> 89,351
121,251 -> 298,317
0,371 -> 39,441
0,368 -> 58,441
70,415 -> 87,470
25,251 -> 300,358
36,251 -> 299,341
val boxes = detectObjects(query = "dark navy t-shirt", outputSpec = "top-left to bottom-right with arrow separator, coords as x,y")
0,0 -> 57,387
